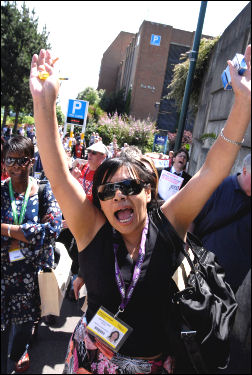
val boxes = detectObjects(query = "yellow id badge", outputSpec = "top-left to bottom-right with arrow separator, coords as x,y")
86,306 -> 133,353
8,248 -> 25,262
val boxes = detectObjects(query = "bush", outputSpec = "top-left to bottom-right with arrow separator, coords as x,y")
85,113 -> 157,153
168,130 -> 193,151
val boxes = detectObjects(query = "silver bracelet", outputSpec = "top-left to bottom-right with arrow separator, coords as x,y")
8,224 -> 11,237
220,128 -> 244,146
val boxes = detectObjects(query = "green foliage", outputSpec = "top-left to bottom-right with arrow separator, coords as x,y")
1,1 -> 51,132
77,87 -> 104,105
99,88 -> 127,115
20,115 -> 34,124
56,105 -> 65,125
167,37 -> 219,114
200,132 -> 217,142
85,112 -> 157,153
87,104 -> 105,123
77,87 -> 105,123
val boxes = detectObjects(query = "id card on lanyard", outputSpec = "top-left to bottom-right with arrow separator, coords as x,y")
87,216 -> 149,353
8,178 -> 32,262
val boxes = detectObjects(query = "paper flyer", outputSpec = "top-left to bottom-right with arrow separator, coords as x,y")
158,170 -> 184,200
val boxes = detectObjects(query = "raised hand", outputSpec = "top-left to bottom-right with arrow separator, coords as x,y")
29,49 -> 60,103
228,44 -> 251,101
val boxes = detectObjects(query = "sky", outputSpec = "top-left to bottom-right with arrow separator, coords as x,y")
15,1 -> 250,115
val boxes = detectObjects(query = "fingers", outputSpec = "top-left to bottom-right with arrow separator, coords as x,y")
244,44 -> 251,70
30,54 -> 38,77
37,49 -> 46,70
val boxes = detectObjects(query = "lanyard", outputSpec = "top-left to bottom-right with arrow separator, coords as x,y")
114,216 -> 149,317
9,177 -> 32,225
83,167 -> 93,194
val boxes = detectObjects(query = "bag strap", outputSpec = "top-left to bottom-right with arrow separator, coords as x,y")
38,181 -> 47,220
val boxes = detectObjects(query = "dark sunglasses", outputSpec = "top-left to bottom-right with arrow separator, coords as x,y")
5,157 -> 32,167
88,150 -> 98,155
98,179 -> 146,201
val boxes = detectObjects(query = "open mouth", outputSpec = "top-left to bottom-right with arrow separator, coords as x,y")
115,208 -> 134,223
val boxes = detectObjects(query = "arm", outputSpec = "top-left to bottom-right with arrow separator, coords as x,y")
161,45 -> 251,240
1,223 -> 29,243
29,50 -> 105,251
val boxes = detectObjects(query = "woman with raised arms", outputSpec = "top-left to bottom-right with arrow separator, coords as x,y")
29,46 -> 251,374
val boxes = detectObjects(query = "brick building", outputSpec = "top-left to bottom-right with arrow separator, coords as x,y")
98,20 -> 213,132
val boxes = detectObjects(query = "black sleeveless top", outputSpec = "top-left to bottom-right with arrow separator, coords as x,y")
78,208 -> 185,357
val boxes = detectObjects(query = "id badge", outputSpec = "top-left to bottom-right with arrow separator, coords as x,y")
9,248 -> 25,262
86,306 -> 133,353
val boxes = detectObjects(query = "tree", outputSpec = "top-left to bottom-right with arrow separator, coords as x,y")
56,105 -> 65,125
77,87 -> 103,105
1,1 -> 51,132
99,88 -> 126,115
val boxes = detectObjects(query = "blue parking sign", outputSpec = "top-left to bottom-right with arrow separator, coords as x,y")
150,34 -> 161,46
67,99 -> 88,126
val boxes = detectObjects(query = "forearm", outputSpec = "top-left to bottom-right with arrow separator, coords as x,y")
1,223 -> 29,243
33,99 -> 70,188
203,97 -> 250,182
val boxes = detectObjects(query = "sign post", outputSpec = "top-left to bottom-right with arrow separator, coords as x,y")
66,99 -> 89,147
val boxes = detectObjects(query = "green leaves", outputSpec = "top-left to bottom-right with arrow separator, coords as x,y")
1,1 -> 51,130
166,37 -> 219,114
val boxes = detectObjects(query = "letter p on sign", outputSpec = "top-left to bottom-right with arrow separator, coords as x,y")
72,101 -> 82,114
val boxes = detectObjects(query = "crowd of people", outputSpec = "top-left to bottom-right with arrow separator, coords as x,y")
0,44 -> 251,374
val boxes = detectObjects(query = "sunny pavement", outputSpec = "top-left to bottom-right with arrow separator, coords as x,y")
25,296 -> 85,374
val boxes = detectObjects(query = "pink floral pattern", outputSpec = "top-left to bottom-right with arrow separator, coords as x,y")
63,315 -> 175,374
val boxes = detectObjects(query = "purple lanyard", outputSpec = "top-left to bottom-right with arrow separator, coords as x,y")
113,216 -> 149,317
83,167 -> 93,194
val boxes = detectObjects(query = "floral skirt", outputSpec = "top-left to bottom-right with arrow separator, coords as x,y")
63,315 -> 175,374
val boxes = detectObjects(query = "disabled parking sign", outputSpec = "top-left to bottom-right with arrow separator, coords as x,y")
67,99 -> 89,126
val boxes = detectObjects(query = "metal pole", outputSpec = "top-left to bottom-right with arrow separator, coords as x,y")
174,1 -> 208,151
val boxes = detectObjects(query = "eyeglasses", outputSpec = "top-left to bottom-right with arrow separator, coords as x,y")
98,179 -> 146,201
88,150 -> 98,155
5,157 -> 32,167
176,154 -> 187,160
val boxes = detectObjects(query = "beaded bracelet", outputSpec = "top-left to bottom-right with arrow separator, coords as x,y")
220,128 -> 244,146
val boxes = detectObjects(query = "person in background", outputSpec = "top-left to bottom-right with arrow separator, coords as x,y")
1,135 -> 62,374
1,136 -> 9,181
192,153 -> 251,293
62,134 -> 70,151
71,137 -> 85,159
29,46 -> 250,374
191,153 -> 251,374
168,150 -> 174,168
89,132 -> 95,146
158,147 -> 192,189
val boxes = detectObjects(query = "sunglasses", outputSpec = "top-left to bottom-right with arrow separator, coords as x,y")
88,150 -> 98,155
98,179 -> 146,201
5,157 -> 32,167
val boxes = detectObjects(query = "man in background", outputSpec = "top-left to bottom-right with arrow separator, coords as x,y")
192,153 -> 251,374
159,147 -> 191,189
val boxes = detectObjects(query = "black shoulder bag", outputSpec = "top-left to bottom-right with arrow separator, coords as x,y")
170,231 -> 238,374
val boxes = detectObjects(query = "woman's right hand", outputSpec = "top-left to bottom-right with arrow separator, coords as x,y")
29,49 -> 60,104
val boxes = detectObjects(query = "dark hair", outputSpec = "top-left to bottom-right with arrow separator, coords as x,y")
92,156 -> 157,211
173,147 -> 189,162
2,135 -> 34,160
108,331 -> 120,342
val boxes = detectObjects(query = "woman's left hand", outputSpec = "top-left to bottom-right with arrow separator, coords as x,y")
228,44 -> 251,102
